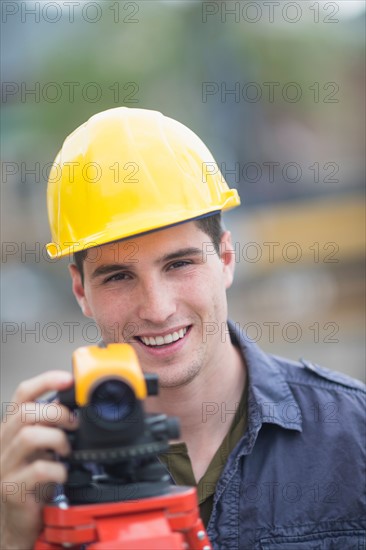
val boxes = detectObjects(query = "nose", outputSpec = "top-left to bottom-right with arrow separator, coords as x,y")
137,276 -> 177,325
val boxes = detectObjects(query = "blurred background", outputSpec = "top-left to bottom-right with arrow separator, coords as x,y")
1,0 -> 365,401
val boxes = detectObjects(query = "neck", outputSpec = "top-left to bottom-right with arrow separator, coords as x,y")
145,339 -> 246,449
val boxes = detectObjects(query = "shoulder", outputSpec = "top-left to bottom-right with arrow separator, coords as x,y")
269,354 -> 365,429
271,354 -> 365,394
229,319 -> 365,424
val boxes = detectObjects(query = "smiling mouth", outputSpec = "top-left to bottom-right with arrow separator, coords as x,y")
135,326 -> 190,348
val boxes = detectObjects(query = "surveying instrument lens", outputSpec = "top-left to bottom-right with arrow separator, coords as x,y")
91,379 -> 135,422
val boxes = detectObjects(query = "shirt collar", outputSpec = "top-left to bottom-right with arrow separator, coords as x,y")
228,320 -> 302,433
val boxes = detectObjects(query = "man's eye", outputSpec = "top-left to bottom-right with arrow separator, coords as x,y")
104,272 -> 131,283
168,260 -> 191,270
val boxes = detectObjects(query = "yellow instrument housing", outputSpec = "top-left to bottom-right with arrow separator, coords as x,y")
72,344 -> 147,406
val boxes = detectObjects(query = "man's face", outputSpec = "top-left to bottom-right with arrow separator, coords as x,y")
70,222 -> 235,388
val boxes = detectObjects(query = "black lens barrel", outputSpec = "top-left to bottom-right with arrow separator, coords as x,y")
91,379 -> 135,422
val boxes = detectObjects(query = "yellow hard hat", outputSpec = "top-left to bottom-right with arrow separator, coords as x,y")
46,107 -> 240,259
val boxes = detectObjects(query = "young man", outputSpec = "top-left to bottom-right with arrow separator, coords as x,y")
1,108 -> 365,549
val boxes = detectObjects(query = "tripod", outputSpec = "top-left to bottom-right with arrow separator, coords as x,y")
35,486 -> 211,549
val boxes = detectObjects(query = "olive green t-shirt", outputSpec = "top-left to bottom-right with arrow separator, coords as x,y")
158,383 -> 248,528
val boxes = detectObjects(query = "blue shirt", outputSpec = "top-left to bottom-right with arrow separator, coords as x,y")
205,320 -> 366,549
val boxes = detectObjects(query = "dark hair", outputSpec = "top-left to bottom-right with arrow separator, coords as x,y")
73,213 -> 224,285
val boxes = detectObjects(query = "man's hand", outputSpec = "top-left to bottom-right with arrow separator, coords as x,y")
0,371 -> 78,550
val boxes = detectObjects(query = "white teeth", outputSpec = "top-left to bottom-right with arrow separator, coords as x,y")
140,327 -> 188,347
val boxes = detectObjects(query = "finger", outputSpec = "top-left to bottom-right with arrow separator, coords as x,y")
1,425 -> 71,475
2,460 -> 68,504
1,402 -> 78,450
21,402 -> 79,429
12,371 -> 73,405
1,461 -> 67,550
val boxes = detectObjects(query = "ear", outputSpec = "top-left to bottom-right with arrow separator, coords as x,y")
219,231 -> 236,289
69,264 -> 94,318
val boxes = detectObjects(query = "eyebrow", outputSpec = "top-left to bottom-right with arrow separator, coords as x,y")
90,247 -> 203,280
